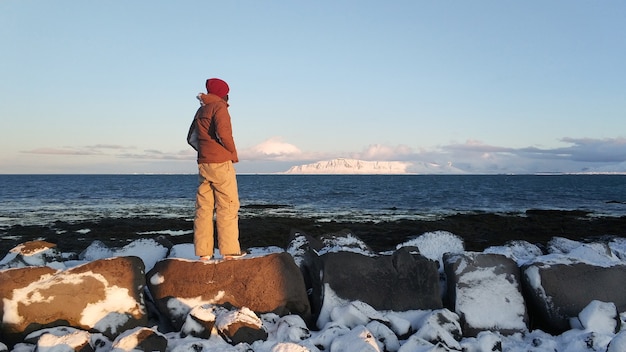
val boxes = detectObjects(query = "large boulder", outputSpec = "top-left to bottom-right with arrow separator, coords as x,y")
0,256 -> 147,346
444,252 -> 528,336
400,309 -> 463,351
146,252 -> 311,330
522,262 -> 626,333
316,247 -> 441,328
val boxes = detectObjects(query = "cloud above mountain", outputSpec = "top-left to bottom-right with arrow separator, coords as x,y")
240,137 -> 302,159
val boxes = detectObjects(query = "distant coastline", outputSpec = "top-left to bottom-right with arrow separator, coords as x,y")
1,169 -> 626,176
279,158 -> 626,175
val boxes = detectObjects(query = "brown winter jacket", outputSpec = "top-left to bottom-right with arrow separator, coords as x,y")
190,93 -> 239,164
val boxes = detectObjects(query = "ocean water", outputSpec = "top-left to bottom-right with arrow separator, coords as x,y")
0,174 -> 625,228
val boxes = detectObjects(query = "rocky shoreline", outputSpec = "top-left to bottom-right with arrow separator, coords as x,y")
2,209 -> 626,256
3,210 -> 626,350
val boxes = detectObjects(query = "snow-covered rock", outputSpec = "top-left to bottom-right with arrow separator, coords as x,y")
574,300 -> 620,334
444,252 -> 528,336
112,326 -> 167,352
608,330 -> 626,352
0,240 -> 64,269
396,231 -> 465,270
216,306 -> 267,345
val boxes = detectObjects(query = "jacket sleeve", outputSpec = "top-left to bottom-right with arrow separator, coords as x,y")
213,105 -> 239,163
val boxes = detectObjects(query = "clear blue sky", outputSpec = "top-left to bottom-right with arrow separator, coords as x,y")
1,0 -> 625,174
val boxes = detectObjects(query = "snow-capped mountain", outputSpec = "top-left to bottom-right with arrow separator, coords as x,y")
282,158 -> 466,174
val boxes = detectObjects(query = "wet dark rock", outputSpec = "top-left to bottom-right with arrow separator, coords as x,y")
3,211 -> 626,257
522,262 -> 626,334
315,248 -> 442,322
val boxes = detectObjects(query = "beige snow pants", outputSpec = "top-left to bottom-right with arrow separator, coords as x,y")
194,161 -> 241,257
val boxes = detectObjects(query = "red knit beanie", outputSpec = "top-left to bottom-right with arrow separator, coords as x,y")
205,78 -> 230,98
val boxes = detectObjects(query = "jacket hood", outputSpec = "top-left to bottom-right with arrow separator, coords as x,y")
198,93 -> 228,106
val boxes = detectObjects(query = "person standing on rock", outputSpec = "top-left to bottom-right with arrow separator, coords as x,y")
187,78 -> 245,260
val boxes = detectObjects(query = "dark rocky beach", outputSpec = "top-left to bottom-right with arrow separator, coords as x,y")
2,209 -> 626,257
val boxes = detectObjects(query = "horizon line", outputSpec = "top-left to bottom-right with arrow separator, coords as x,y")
1,172 -> 625,176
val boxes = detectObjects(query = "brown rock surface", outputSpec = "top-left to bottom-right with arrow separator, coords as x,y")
146,252 -> 311,330
0,256 -> 147,345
